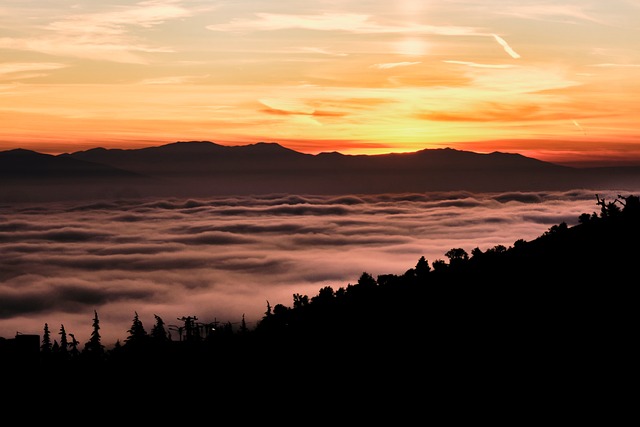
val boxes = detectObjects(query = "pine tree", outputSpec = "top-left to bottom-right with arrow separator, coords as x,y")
58,324 -> 69,356
68,333 -> 80,359
239,314 -> 249,334
83,310 -> 104,359
124,311 -> 148,347
41,323 -> 52,354
265,300 -> 272,317
150,314 -> 169,342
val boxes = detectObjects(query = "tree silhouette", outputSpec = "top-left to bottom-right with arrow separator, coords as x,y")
150,314 -> 170,343
445,247 -> 469,267
293,293 -> 309,309
239,314 -> 249,334
68,333 -> 80,359
544,222 -> 568,236
82,310 -> 104,359
431,259 -> 448,272
58,324 -> 69,357
619,194 -> 640,215
124,311 -> 148,348
596,194 -> 622,218
40,323 -> 52,355
264,300 -> 273,317
415,255 -> 431,281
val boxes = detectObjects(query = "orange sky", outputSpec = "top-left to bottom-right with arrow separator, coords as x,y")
1,1 -> 639,166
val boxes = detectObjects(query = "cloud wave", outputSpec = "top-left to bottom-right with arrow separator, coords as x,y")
0,190 -> 620,346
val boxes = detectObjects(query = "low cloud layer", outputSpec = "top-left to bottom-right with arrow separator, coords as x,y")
0,189 -> 625,346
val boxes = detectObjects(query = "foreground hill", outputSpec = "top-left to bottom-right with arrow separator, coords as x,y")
3,141 -> 640,201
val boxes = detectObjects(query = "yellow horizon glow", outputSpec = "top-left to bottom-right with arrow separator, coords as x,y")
1,1 -> 639,165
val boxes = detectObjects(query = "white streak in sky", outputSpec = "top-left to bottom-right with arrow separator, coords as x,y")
295,47 -> 348,57
207,13 -> 482,37
573,120 -> 586,135
443,60 -> 515,69
591,63 -> 640,68
372,62 -> 421,69
492,34 -> 521,59
0,62 -> 68,75
139,74 -> 210,85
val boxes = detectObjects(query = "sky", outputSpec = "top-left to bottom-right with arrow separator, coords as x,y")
0,0 -> 639,166
0,189 -> 614,347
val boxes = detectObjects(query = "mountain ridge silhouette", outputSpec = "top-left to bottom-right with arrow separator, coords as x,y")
3,140 -> 640,201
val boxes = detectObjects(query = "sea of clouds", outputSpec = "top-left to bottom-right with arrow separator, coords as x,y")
0,189 -> 626,347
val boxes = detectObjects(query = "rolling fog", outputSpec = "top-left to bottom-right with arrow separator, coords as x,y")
0,189 -> 625,347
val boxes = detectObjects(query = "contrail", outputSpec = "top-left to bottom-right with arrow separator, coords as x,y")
492,34 -> 521,59
573,120 -> 586,135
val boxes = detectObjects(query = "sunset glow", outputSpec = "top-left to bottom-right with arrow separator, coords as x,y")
1,1 -> 640,165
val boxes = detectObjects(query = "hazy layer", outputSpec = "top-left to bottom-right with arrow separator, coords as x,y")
0,189 -> 625,347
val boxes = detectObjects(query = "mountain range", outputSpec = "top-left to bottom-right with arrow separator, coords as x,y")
2,141 -> 640,201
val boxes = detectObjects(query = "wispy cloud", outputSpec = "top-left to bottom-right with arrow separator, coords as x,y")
258,99 -> 345,119
0,62 -> 68,80
293,47 -> 348,57
139,74 -> 211,85
43,1 -> 195,34
0,62 -> 67,75
371,62 -> 421,69
0,37 -> 171,64
207,13 -> 374,32
573,120 -> 587,135
0,1 -> 206,63
258,98 -> 315,115
443,60 -> 516,69
497,5 -> 603,25
207,12 -> 482,36
416,102 -> 576,123
492,34 -> 521,59
590,63 -> 640,68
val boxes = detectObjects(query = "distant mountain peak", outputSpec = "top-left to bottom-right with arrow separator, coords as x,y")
1,148 -> 43,156
167,140 -> 219,146
156,140 -> 224,150
317,151 -> 344,157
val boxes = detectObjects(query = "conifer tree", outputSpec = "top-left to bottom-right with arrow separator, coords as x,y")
150,314 -> 169,342
415,256 -> 431,280
239,314 -> 249,334
69,333 -> 80,359
58,324 -> 68,356
41,323 -> 52,354
83,310 -> 104,359
125,311 -> 148,347
265,300 -> 272,317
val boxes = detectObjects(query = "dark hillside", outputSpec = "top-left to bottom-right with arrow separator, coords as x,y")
239,193 -> 638,383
